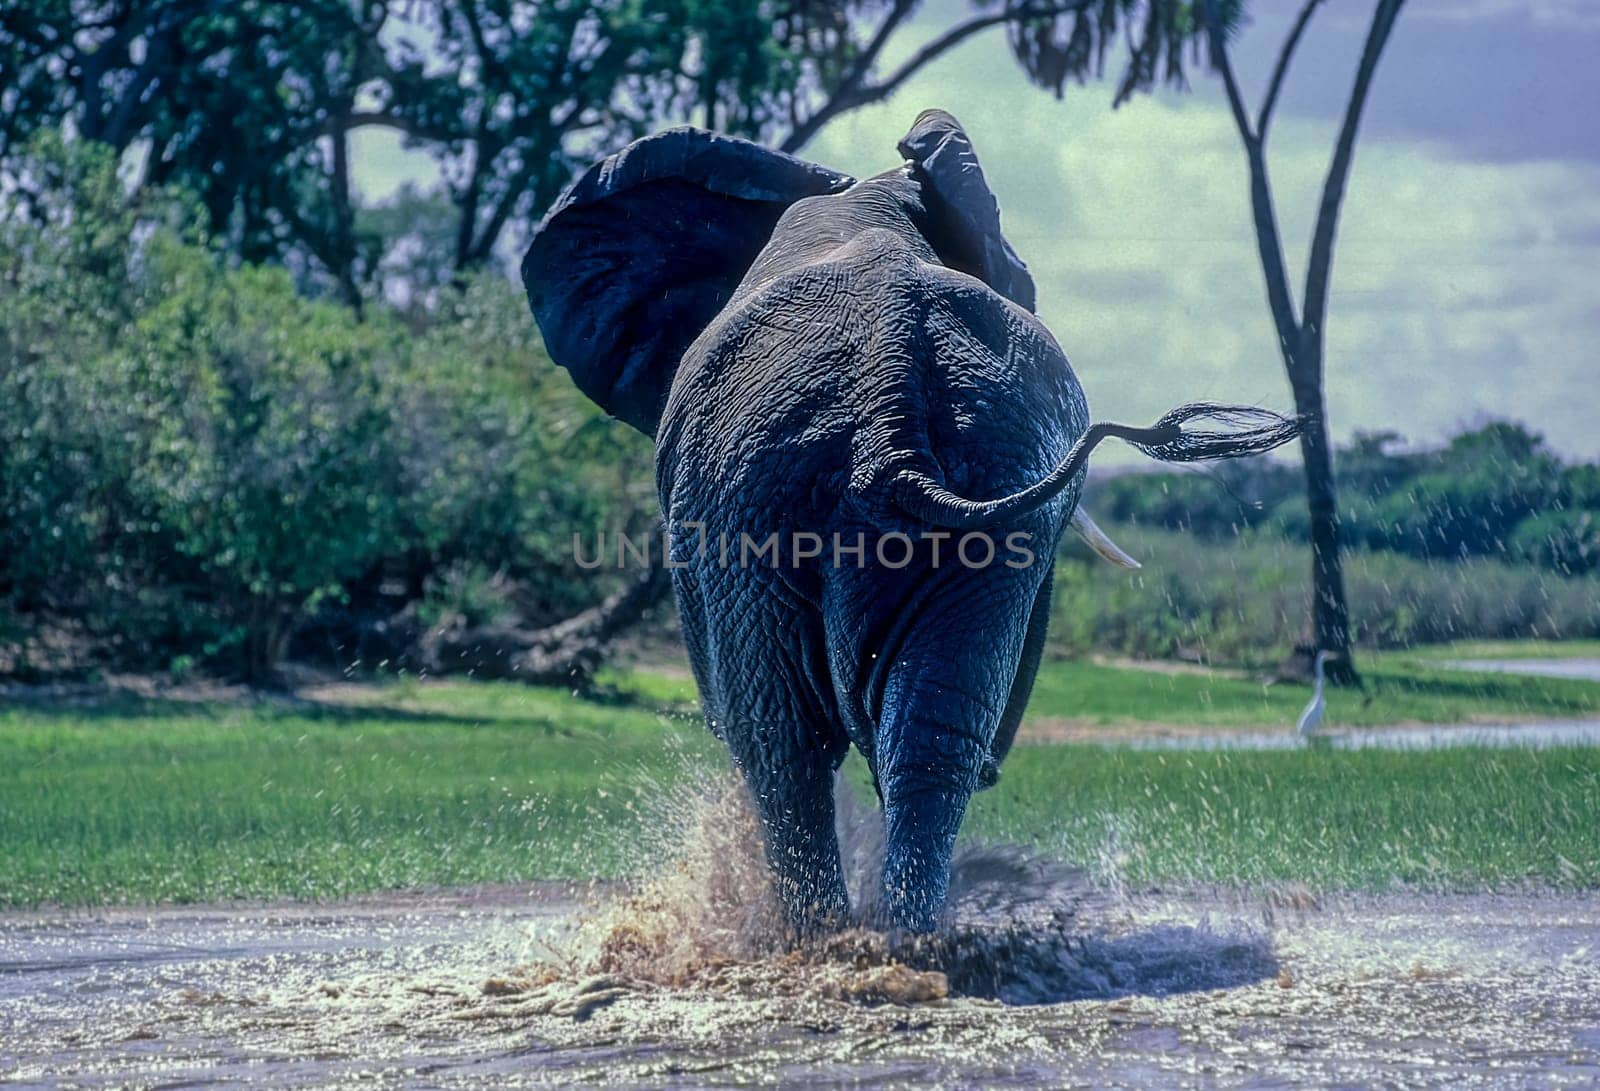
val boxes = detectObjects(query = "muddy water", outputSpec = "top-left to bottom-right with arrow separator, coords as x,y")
4,785 -> 1599,1088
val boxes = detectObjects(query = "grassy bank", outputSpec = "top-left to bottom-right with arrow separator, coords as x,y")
612,644 -> 1600,732
1050,523 -> 1600,662
965,746 -> 1600,890
1401,639 -> 1600,661
1018,652 -> 1600,733
5,656 -> 1600,908
0,683 -> 716,907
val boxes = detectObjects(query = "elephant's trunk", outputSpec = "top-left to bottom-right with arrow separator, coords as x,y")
891,402 -> 1302,531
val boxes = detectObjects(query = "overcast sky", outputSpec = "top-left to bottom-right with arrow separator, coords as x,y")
355,0 -> 1600,463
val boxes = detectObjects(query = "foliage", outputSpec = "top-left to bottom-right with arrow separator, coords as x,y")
1049,522 -> 1600,664
999,0 -> 1242,107
0,0 -> 876,296
0,1 -> 1239,300
1510,510 -> 1600,575
1087,459 -> 1299,538
0,138 -> 653,678
1090,424 -> 1600,576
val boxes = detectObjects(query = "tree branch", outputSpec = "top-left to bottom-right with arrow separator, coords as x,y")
1301,0 -> 1404,353
1257,0 -> 1323,142
1202,0 -> 1300,350
465,154 -> 536,266
781,0 -> 1096,154
420,559 -> 673,687
457,1 -> 508,88
340,109 -> 458,144
465,108 -> 605,265
98,27 -> 174,150
454,3 -> 585,262
1244,145 -> 1306,355
454,137 -> 490,269
1200,0 -> 1256,148
825,0 -> 916,112
329,110 -> 364,314
72,4 -> 158,143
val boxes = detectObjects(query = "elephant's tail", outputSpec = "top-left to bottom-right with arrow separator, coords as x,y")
891,402 -> 1302,534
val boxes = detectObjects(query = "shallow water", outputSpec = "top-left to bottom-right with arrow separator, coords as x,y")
1444,658 -> 1600,683
5,888 -> 1599,1087
4,783 -> 1599,1088
1109,653 -> 1600,751
1129,718 -> 1600,751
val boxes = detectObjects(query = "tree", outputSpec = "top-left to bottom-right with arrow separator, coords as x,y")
0,135 -> 405,679
994,0 -> 1402,681
1,0 -> 393,309
1194,0 -> 1404,682
0,135 -> 665,683
2,1 -> 1110,303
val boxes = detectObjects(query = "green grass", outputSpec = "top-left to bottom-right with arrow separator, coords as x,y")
3,655 -> 1600,908
1400,639 -> 1600,661
0,681 -> 716,908
963,746 -> 1600,891
1018,653 -> 1600,732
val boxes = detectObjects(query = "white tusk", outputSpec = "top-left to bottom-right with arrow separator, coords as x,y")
1070,508 -> 1141,570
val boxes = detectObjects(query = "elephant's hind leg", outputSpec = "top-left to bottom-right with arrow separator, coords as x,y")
870,577 -> 1037,932
699,599 -> 851,936
728,718 -> 850,935
877,658 -> 994,933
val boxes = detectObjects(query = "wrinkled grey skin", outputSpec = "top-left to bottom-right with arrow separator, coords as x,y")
523,110 -> 1293,934
656,171 -> 1079,934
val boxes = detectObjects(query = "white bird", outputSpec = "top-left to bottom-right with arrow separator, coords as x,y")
1297,650 -> 1332,738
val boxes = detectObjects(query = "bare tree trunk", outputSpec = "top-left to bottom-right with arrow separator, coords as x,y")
422,563 -> 672,688
242,603 -> 295,687
1293,0 -> 1402,682
1202,0 -> 1404,683
1288,338 -> 1355,682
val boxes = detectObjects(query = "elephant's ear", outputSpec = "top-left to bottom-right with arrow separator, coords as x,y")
897,109 -> 1036,313
522,127 -> 854,435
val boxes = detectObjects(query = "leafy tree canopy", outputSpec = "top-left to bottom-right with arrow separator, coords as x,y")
1,1 -> 1232,305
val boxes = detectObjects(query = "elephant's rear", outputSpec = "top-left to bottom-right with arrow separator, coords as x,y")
657,232 -> 1086,535
658,241 -> 1085,932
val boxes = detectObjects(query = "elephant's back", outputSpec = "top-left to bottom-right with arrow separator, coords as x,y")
885,262 -> 1088,508
656,232 -> 1086,527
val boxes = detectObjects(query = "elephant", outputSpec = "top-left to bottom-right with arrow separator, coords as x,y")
521,109 -> 1299,933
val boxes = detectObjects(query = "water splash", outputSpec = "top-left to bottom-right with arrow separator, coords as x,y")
8,792 -> 1599,1086
510,771 -> 1276,1009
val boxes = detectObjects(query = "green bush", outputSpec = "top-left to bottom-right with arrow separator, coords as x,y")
1050,523 -> 1600,664
1090,459 -> 1299,537
0,137 -> 653,679
388,280 -> 656,626
1508,509 -> 1600,576
1093,424 -> 1599,574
